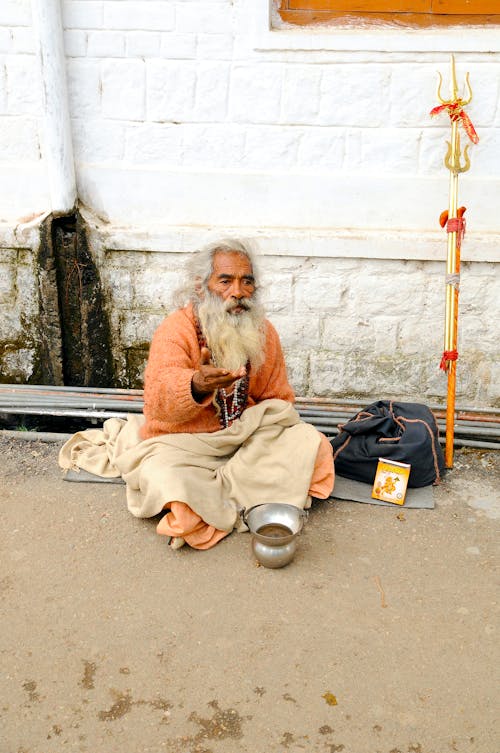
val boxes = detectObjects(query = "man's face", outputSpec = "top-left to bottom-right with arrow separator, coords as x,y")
206,251 -> 256,315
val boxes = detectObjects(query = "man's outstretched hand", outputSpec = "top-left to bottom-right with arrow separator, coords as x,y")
191,347 -> 246,399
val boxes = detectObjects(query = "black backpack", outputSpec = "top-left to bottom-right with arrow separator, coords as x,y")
330,400 -> 446,488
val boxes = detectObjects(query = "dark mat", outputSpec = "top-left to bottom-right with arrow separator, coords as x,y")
63,469 -> 434,508
330,474 -> 434,508
63,468 -> 125,484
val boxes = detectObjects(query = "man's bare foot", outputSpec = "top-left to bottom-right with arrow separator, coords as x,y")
169,536 -> 186,550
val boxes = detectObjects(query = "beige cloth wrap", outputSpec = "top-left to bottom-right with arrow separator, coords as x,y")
58,399 -> 321,532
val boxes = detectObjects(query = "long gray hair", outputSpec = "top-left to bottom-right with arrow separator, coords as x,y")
173,238 -> 260,308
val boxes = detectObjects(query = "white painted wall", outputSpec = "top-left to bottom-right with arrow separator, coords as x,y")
63,1 -> 499,239
0,0 -> 49,220
0,1 -> 499,405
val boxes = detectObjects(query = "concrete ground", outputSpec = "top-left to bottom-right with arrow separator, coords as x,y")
1,434 -> 498,753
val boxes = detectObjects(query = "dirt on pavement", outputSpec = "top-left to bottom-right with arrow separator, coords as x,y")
1,434 -> 499,753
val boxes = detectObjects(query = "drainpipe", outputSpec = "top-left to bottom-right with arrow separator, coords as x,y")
31,0 -> 77,215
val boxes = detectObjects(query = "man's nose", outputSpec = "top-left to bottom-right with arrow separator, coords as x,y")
230,279 -> 243,297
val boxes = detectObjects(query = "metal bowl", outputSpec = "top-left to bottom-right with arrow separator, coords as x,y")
245,504 -> 307,568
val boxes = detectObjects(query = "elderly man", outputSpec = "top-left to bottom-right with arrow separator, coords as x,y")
59,240 -> 334,551
142,240 -> 295,437
139,239 -> 334,548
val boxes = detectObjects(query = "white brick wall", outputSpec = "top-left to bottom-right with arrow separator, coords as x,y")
0,0 -> 498,406
63,29 -> 86,57
147,59 -> 197,121
63,2 -> 103,30
181,124 -> 245,167
87,30 -> 125,57
194,61 -> 230,121
230,63 -> 284,123
160,32 -> 196,60
5,55 -> 42,114
66,59 -> 101,116
0,1 -> 32,27
197,33 -> 233,60
282,65 -> 322,124
72,118 -> 125,161
0,0 -> 45,216
0,117 -> 40,160
102,59 -> 146,120
103,2 -> 175,33
10,27 -> 35,54
176,3 -> 234,35
126,31 -> 161,58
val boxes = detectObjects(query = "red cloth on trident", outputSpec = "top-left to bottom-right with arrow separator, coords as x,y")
430,102 -> 479,144
447,216 -> 466,249
440,350 -> 458,372
439,207 -> 466,249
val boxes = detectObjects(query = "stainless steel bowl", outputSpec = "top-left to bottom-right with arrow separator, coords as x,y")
244,504 -> 307,568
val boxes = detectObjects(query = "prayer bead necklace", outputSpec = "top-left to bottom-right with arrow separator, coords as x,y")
194,316 -> 250,429
214,372 -> 249,429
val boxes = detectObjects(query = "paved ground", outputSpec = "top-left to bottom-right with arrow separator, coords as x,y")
1,434 -> 498,753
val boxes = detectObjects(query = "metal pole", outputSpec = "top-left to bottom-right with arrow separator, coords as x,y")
31,0 -> 77,215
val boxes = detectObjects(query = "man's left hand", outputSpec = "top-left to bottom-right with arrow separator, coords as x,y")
191,347 -> 246,400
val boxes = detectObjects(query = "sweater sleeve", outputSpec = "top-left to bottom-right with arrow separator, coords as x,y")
142,312 -> 214,428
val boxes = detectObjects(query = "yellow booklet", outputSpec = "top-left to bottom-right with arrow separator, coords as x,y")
372,458 -> 411,505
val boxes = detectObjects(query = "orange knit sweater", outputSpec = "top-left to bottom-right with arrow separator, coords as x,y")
141,303 -> 295,439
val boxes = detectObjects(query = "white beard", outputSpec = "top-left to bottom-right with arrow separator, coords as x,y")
196,292 -> 266,372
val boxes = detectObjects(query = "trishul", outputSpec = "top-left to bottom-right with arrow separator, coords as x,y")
436,56 -> 473,175
430,54 -> 478,469
444,137 -> 470,174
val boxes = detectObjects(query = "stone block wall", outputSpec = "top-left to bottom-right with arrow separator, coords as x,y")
0,227 -> 41,383
86,218 -> 500,405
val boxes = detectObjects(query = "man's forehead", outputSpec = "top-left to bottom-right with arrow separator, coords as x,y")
212,251 -> 253,277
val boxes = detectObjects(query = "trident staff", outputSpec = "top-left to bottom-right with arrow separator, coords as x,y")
430,55 -> 479,469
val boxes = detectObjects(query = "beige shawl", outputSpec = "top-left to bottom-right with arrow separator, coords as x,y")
59,399 -> 321,532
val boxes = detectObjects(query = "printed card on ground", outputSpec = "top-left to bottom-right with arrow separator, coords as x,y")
372,458 -> 411,505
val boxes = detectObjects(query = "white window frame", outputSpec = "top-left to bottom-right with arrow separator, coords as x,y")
255,0 -> 500,53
